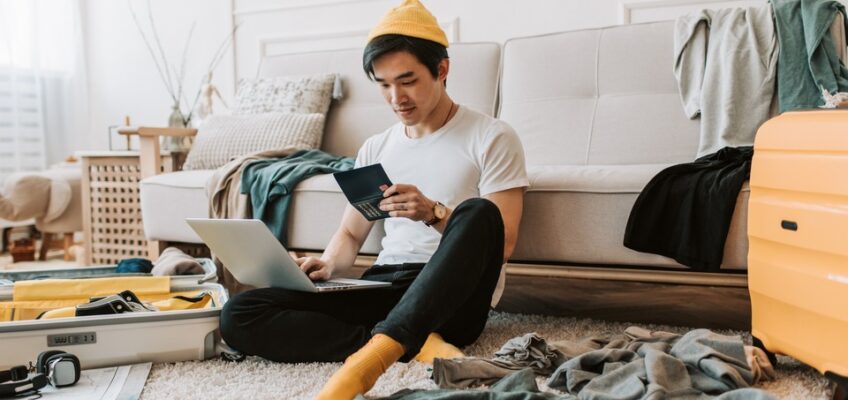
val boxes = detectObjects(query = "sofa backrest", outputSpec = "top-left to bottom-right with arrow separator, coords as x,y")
257,42 -> 501,157
498,21 -> 701,166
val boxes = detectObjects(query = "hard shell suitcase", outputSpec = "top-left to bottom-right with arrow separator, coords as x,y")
0,260 -> 228,370
748,110 -> 848,393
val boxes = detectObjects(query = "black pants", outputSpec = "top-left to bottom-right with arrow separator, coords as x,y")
219,198 -> 505,363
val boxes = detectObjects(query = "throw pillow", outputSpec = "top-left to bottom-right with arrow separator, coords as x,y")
233,73 -> 338,115
182,112 -> 325,170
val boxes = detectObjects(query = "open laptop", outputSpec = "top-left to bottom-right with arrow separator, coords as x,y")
186,218 -> 390,292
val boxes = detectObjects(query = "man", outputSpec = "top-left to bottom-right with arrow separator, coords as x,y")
219,1 -> 528,398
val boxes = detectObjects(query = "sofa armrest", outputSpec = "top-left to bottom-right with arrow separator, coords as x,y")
131,126 -> 198,180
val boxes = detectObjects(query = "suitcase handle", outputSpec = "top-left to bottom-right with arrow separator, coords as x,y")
781,220 -> 798,231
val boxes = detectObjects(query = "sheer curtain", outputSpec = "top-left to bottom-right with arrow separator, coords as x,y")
0,0 -> 89,185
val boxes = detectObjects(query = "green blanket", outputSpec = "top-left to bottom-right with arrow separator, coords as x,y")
772,0 -> 848,112
240,149 -> 354,246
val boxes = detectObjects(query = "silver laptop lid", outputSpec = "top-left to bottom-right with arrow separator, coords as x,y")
185,218 -> 317,291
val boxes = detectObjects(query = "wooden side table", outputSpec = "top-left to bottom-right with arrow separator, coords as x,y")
78,151 -> 183,265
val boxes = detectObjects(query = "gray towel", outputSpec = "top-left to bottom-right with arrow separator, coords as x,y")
674,6 -> 778,158
151,247 -> 205,276
366,368 -> 574,400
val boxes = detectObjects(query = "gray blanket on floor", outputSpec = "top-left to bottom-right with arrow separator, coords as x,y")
363,369 -> 571,400
415,328 -> 777,400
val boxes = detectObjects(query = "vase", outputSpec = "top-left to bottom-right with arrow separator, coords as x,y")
162,103 -> 193,151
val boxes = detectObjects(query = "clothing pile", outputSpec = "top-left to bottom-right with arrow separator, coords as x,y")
371,328 -> 776,400
205,148 -> 354,293
1,276 -> 215,322
115,247 -> 206,276
625,0 -> 848,270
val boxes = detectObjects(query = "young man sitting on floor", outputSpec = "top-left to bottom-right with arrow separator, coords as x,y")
218,0 -> 528,398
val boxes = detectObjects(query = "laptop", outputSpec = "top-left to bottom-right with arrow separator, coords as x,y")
186,218 -> 390,292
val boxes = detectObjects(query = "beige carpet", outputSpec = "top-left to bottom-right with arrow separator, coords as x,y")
140,312 -> 834,400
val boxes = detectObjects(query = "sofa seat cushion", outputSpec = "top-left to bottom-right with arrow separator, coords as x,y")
286,174 -> 385,254
140,170 -> 214,243
140,164 -> 747,270
512,164 -> 748,270
529,164 -> 671,193
139,170 -> 386,253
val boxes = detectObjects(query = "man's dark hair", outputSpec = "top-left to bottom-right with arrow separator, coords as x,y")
363,34 -> 449,83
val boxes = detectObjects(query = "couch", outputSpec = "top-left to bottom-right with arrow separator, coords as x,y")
138,18 -> 847,294
1,163 -> 82,260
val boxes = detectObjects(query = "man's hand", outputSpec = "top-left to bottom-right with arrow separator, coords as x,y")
379,183 -> 436,222
296,256 -> 335,281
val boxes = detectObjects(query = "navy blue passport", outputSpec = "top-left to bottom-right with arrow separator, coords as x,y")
333,163 -> 393,221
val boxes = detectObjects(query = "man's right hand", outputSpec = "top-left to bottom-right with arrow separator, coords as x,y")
295,256 -> 335,281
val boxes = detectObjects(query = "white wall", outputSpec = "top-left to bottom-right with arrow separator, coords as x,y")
85,0 -> 840,150
84,0 -> 235,150
231,0 -> 635,82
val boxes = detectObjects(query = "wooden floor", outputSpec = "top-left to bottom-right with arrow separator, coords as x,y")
495,272 -> 752,330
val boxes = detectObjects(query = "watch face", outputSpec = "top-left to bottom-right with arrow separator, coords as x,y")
435,203 -> 447,218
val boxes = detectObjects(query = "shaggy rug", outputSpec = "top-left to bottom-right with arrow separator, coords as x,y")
140,312 -> 832,399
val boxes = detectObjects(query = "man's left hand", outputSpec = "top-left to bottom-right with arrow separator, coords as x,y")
379,183 -> 435,221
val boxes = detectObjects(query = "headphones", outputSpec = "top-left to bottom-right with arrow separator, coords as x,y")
0,351 -> 80,397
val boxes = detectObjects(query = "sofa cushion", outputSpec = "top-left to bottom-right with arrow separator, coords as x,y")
183,113 -> 326,170
233,73 -> 338,115
511,164 -> 748,270
529,164 -> 670,193
140,170 -> 213,243
499,21 -> 700,166
286,173 -> 385,254
139,170 -> 386,253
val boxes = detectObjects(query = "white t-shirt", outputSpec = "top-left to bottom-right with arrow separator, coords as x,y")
355,105 -> 529,267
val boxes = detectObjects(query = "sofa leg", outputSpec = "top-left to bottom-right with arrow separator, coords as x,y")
38,232 -> 51,261
1,227 -> 10,253
63,233 -> 74,261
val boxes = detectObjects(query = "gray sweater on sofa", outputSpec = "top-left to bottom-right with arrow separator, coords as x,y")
673,6 -> 778,158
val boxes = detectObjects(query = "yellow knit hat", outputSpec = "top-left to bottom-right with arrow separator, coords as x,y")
367,0 -> 449,48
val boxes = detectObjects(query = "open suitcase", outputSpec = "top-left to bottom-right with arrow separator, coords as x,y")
0,260 -> 229,370
748,110 -> 848,395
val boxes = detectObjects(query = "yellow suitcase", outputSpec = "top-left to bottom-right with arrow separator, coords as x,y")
748,110 -> 848,395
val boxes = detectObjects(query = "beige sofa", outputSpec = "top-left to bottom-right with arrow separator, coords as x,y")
138,19 -> 846,290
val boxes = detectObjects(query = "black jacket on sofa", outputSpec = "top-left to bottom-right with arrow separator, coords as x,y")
623,146 -> 753,272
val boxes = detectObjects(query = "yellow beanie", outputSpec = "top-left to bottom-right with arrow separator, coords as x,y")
367,0 -> 449,48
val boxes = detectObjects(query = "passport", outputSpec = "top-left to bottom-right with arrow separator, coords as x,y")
333,163 -> 393,221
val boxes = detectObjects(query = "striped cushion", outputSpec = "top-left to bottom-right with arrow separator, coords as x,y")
183,112 -> 325,170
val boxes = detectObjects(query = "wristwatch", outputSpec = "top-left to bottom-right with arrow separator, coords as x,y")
424,201 -> 447,227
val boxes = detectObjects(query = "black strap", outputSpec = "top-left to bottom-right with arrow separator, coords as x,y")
0,366 -> 28,383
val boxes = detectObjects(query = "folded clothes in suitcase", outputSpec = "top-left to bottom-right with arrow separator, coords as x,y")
0,260 -> 228,370
748,110 -> 848,393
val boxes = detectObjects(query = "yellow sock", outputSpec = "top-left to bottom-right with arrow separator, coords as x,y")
315,334 -> 405,400
413,332 -> 464,365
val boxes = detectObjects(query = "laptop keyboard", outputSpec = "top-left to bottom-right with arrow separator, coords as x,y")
314,281 -> 355,288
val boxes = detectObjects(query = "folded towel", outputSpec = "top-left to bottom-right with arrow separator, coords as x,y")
152,247 -> 205,276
